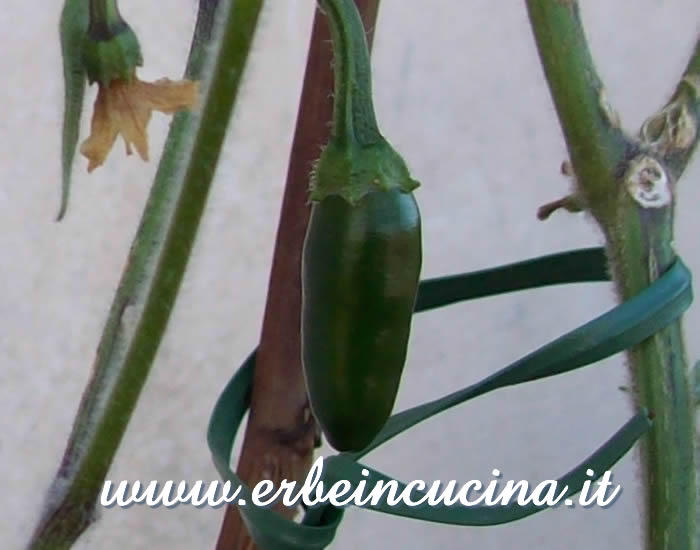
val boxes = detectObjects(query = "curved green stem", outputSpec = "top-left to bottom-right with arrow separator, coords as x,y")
311,0 -> 417,204
318,0 -> 381,146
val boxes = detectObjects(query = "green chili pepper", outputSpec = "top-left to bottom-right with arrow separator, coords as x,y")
302,0 -> 422,452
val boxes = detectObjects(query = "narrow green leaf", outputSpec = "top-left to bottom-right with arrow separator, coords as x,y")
358,256 -> 691,456
322,412 -> 650,525
208,352 -> 344,550
208,248 -> 690,547
415,247 -> 608,312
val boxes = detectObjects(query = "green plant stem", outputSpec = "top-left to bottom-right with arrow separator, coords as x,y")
649,33 -> 700,550
87,0 -> 133,44
28,1 -> 262,548
319,0 -> 381,146
525,0 -> 628,222
607,207 -> 695,550
642,35 -> 700,180
616,32 -> 700,550
673,36 -> 700,169
89,0 -> 121,30
525,2 -> 697,550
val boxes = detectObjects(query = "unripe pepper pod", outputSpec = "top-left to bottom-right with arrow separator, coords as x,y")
302,0 -> 422,451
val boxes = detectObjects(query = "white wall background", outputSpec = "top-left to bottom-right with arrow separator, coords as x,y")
2,1 -> 699,549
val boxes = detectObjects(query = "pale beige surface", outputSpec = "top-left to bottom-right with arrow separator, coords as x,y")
2,1 -> 699,549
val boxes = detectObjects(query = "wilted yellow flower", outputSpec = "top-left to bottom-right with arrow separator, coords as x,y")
80,75 -> 198,172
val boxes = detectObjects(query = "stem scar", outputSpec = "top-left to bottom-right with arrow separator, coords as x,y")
624,155 -> 671,209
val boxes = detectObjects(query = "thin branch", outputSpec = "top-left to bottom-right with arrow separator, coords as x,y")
28,1 -> 262,548
526,3 -> 696,549
641,34 -> 700,179
214,1 -> 380,548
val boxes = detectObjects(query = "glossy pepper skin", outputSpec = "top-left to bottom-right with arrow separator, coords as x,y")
303,190 -> 421,451
302,0 -> 422,451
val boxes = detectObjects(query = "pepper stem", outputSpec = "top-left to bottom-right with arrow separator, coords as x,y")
88,0 -> 127,40
82,0 -> 142,86
319,0 -> 382,146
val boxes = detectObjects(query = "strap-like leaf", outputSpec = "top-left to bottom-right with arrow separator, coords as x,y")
355,253 -> 691,457
415,247 -> 608,312
322,411 -> 650,525
207,248 -> 693,548
208,352 -> 344,550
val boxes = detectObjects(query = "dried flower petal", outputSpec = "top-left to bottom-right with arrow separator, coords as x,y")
80,76 -> 198,172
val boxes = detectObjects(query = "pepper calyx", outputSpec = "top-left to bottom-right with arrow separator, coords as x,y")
310,138 -> 420,204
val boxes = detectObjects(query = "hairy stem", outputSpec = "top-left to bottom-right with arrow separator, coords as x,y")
319,0 -> 381,146
525,2 -> 697,549
620,32 -> 700,550
28,1 -> 262,548
525,0 -> 628,222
